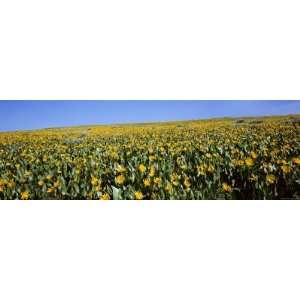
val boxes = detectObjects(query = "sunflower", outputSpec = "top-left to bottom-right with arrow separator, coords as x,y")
21,191 -> 30,200
115,174 -> 125,185
143,178 -> 151,187
138,164 -> 146,173
293,158 -> 300,165
222,183 -> 232,193
171,173 -> 179,186
53,180 -> 60,188
245,157 -> 254,167
266,174 -> 276,185
207,165 -> 215,173
7,180 -> 15,188
38,180 -> 44,187
91,176 -> 99,186
149,165 -> 155,177
100,193 -> 110,200
251,151 -> 258,159
134,191 -> 143,200
165,183 -> 173,193
47,187 -> 54,193
149,155 -> 156,161
154,177 -> 162,185
184,178 -> 191,189
281,165 -> 291,174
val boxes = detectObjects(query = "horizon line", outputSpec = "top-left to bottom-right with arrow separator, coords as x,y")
1,112 -> 299,134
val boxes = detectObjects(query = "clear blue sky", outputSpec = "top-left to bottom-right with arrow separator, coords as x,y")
0,100 -> 300,132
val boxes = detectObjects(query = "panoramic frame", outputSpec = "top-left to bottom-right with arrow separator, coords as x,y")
0,100 -> 299,200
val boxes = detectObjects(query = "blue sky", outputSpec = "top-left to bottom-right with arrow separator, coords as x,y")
0,100 -> 300,132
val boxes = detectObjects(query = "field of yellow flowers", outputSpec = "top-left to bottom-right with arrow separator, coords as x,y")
0,115 -> 299,200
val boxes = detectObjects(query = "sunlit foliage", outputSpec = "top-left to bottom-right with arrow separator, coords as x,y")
0,115 -> 299,199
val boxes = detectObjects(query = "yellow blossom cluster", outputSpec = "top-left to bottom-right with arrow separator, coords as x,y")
0,115 -> 299,199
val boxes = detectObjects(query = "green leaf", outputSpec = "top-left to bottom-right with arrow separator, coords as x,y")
112,186 -> 121,200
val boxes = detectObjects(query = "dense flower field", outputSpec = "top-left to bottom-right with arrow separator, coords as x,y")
0,116 -> 299,200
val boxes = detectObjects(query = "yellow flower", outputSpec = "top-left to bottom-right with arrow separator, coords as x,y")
184,178 -> 191,189
111,151 -> 119,160
143,178 -> 151,187
91,176 -> 99,186
165,183 -> 173,193
53,180 -> 60,188
138,164 -> 146,173
207,165 -> 215,173
154,177 -> 162,185
234,160 -> 244,167
293,158 -> 300,165
21,191 -> 30,200
7,180 -> 15,188
47,187 -> 54,193
5,179 -> 16,188
197,164 -> 207,175
149,155 -> 156,161
171,173 -> 179,186
245,157 -> 254,167
251,151 -> 258,159
222,183 -> 232,193
281,165 -> 291,174
46,175 -> 52,180
206,153 -> 212,158
115,174 -> 125,185
149,166 -> 155,177
0,178 -> 7,186
134,191 -> 143,200
100,193 -> 110,200
266,174 -> 276,185
38,180 -> 44,187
